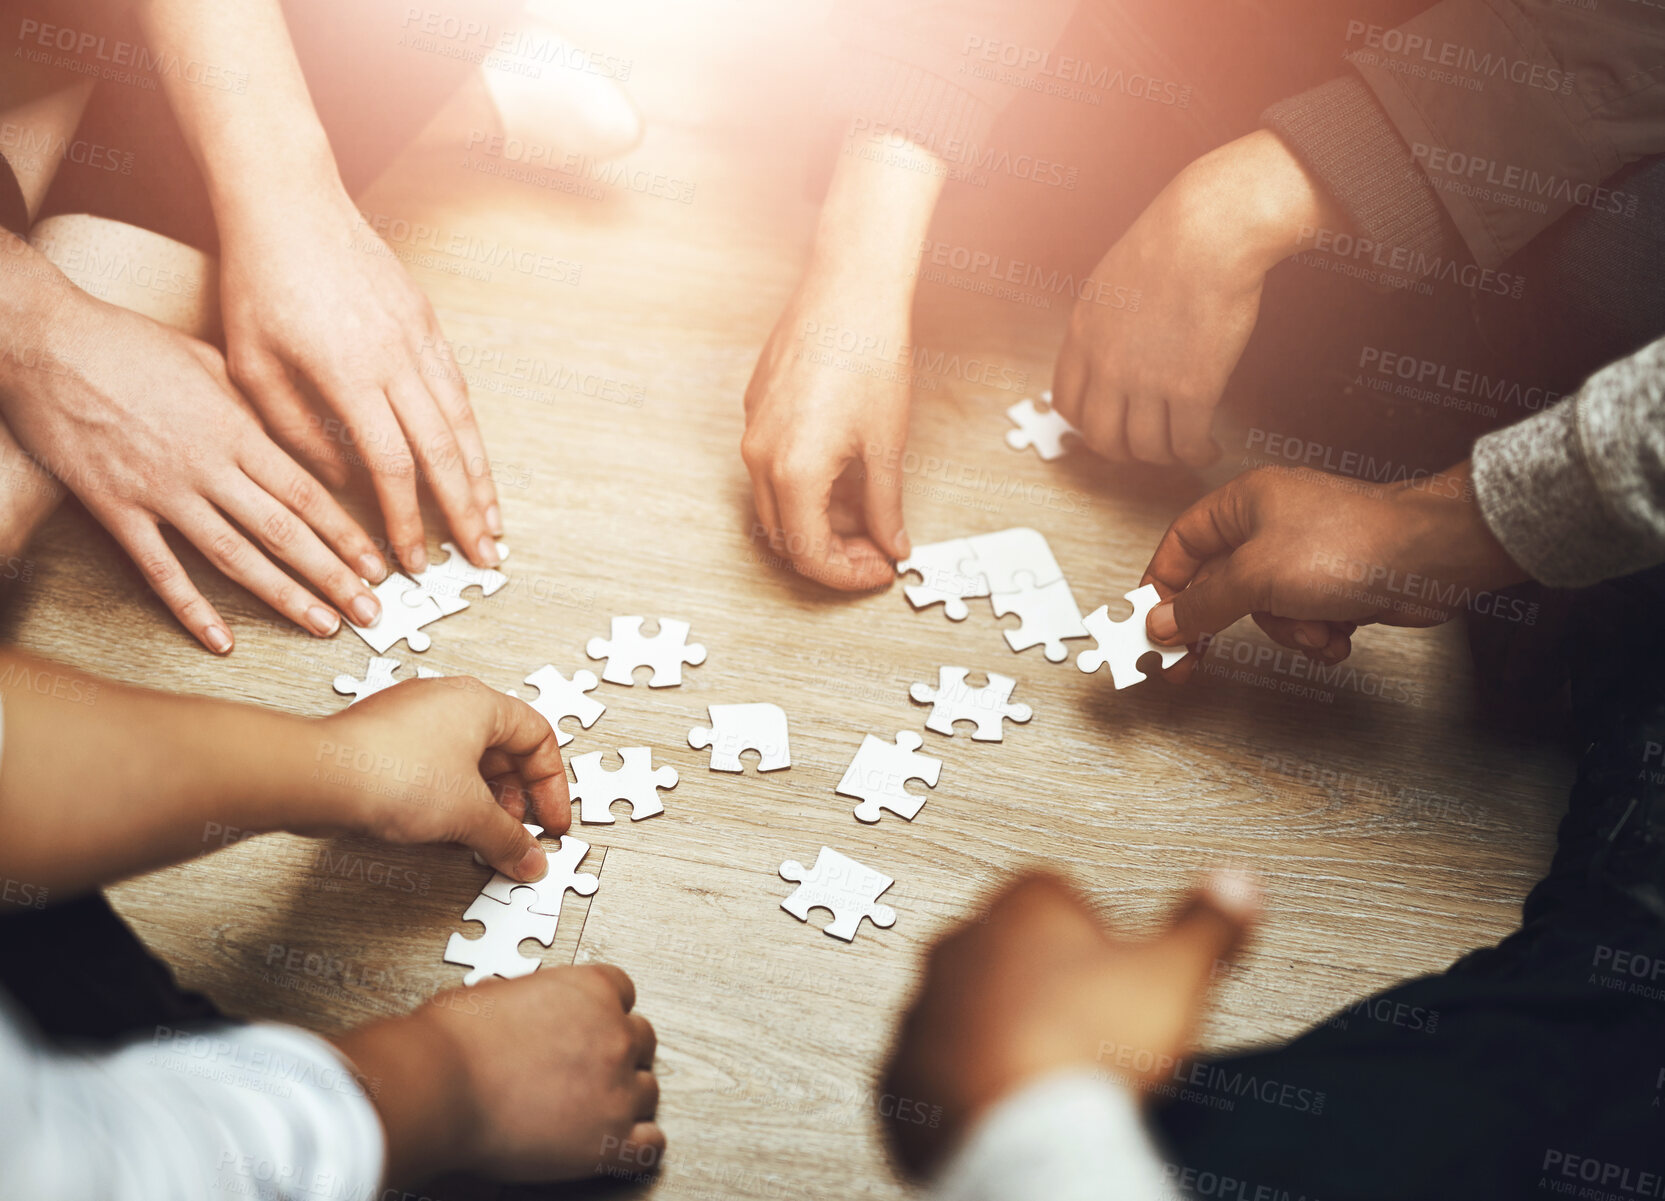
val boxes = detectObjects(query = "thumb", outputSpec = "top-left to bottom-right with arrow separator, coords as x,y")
1161,870 -> 1261,991
1148,558 -> 1262,646
467,790 -> 548,883
862,442 -> 910,561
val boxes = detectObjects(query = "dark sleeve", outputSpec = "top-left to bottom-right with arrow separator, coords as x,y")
827,0 -> 1079,154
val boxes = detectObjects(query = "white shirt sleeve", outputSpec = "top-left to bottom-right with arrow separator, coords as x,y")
0,696 -> 387,1201
931,1069 -> 1177,1201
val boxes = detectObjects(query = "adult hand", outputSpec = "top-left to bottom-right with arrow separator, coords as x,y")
1051,131 -> 1342,467
217,186 -> 501,576
308,677 -> 570,882
0,277 -> 386,654
1141,464 -> 1530,680
882,872 -> 1258,1178
335,964 -> 662,1184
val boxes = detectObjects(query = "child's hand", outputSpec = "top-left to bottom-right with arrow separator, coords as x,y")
307,677 -> 570,883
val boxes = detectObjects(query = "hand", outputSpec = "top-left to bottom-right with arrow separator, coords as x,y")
307,677 -> 570,882
882,872 -> 1258,1178
1141,463 -> 1530,680
335,964 -> 662,1184
741,283 -> 912,590
0,278 -> 387,654
1051,131 -> 1341,468
0,410 -> 64,562
217,184 -> 501,576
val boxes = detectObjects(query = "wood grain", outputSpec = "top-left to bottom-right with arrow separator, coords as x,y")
2,4 -> 1569,1198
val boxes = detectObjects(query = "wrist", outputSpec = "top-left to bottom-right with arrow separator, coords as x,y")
1388,462 -> 1530,594
210,145 -> 348,242
1186,130 -> 1345,275
332,1006 -> 474,1184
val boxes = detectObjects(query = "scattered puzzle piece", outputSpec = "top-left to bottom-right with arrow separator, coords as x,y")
586,616 -> 707,687
896,538 -> 988,621
991,574 -> 1090,662
346,573 -> 443,654
1077,584 -> 1189,688
1005,393 -> 1081,461
444,888 -> 557,986
908,668 -> 1033,741
332,655 -> 403,705
482,834 -> 598,918
779,847 -> 898,943
689,703 -> 790,772
518,665 -> 605,747
571,747 -> 678,823
963,527 -> 1064,595
405,540 -> 510,615
837,731 -> 942,824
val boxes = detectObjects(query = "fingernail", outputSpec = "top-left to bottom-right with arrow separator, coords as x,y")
1204,870 -> 1261,919
485,504 -> 502,536
1294,626 -> 1325,650
475,534 -> 500,568
1149,602 -> 1179,643
895,528 -> 912,558
516,845 -> 548,882
307,606 -> 342,636
405,545 -> 428,574
204,625 -> 233,654
358,553 -> 388,583
350,594 -> 380,627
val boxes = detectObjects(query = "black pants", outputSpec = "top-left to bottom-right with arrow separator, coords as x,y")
1153,569 -> 1665,1200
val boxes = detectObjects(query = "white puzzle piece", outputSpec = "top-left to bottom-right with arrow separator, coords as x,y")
518,665 -> 605,747
1077,584 -> 1190,688
444,888 -> 558,986
332,655 -> 403,704
474,821 -> 543,866
688,703 -> 790,772
482,834 -> 598,918
346,573 -> 443,654
586,616 -> 707,687
896,537 -> 988,621
779,847 -> 898,943
963,527 -> 1064,595
571,747 -> 678,823
991,575 -> 1090,662
837,731 -> 943,824
908,667 -> 1033,741
404,540 -> 510,615
1005,393 -> 1082,461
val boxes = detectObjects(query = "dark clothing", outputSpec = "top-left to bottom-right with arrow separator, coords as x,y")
1153,569 -> 1665,1200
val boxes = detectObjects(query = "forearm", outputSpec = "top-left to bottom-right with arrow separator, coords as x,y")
135,0 -> 340,235
0,651 -> 328,894
331,1011 -> 472,1185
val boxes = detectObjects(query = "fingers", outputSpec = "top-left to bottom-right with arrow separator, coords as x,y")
860,441 -> 909,562
172,499 -> 346,638
1252,613 -> 1353,664
317,378 -> 427,575
1148,554 -> 1263,648
386,372 -> 497,569
1159,871 -> 1261,987
227,350 -> 350,489
1125,396 -> 1176,467
624,1121 -> 666,1164
582,963 -> 636,1012
628,1012 -> 657,1068
240,440 -> 389,583
103,510 -> 234,654
465,790 -> 548,882
479,688 -> 570,824
416,327 -> 502,537
1141,477 -> 1254,598
773,456 -> 878,591
1048,334 -> 1089,430
1167,393 -> 1222,470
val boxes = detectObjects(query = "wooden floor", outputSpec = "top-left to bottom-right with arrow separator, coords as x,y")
2,5 -> 1570,1199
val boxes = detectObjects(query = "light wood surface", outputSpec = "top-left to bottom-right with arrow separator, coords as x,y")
3,5 -> 1569,1199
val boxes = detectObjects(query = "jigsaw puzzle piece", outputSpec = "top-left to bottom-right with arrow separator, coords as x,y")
991,574 -> 1090,662
896,537 -> 988,621
332,655 -> 404,705
1004,393 -> 1082,461
519,665 -> 605,747
571,746 -> 678,823
444,889 -> 558,986
586,616 -> 707,687
1077,584 -> 1189,688
965,527 -> 1064,594
688,703 -> 790,772
908,667 -> 1033,741
482,834 -> 598,918
837,731 -> 943,824
779,847 -> 898,943
346,573 -> 443,654
404,540 -> 510,615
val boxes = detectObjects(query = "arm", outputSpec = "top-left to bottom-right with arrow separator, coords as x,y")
134,0 -> 501,577
0,653 -> 564,895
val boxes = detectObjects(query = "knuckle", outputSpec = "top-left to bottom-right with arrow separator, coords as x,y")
137,551 -> 179,587
207,530 -> 248,571
258,508 -> 300,547
281,472 -> 327,516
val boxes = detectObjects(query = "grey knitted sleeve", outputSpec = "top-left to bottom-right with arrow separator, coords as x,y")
1473,337 -> 1665,588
